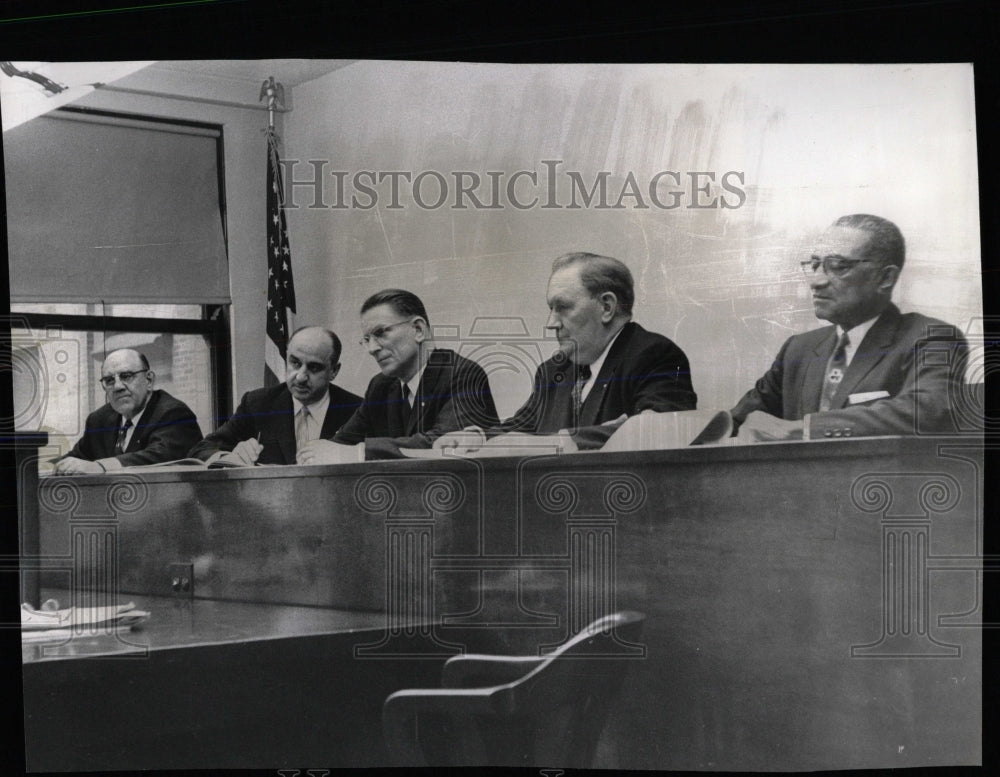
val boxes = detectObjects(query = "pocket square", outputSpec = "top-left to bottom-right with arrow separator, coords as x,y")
848,390 -> 890,405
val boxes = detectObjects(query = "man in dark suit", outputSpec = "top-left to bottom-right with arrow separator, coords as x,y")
53,348 -> 202,474
298,289 -> 499,462
434,252 -> 697,453
731,214 -> 968,441
189,326 -> 362,465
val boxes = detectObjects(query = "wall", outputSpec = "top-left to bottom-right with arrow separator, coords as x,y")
284,62 -> 982,416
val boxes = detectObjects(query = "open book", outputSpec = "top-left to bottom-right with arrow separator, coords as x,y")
119,456 -> 253,470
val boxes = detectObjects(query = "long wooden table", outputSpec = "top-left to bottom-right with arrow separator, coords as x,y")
25,436 -> 983,770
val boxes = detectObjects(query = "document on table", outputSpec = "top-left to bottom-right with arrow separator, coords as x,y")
20,601 -> 150,642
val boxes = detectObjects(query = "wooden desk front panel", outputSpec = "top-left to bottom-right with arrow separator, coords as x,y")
33,438 -> 983,770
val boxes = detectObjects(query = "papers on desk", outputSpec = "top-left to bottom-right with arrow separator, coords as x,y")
21,601 -> 150,642
402,410 -> 736,459
601,409 -> 734,452
401,433 -> 572,459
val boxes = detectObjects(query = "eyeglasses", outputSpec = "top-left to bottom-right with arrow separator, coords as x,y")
358,319 -> 414,347
100,371 -> 148,389
800,256 -> 876,278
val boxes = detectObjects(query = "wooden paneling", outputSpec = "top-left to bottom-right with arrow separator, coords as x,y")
30,437 -> 983,769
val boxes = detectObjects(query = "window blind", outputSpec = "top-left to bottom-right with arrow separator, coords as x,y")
4,109 -> 230,304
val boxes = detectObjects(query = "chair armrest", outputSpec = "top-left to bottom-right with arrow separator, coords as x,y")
442,654 -> 548,688
382,687 -> 498,766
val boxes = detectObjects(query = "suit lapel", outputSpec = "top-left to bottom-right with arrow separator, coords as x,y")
102,407 -> 122,457
830,306 -> 900,409
408,360 -> 441,436
319,384 -> 346,437
274,388 -> 297,464
123,390 -> 159,452
578,323 -> 633,427
802,329 -> 837,414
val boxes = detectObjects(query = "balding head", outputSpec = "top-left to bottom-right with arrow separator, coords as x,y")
285,326 -> 341,405
100,349 -> 154,419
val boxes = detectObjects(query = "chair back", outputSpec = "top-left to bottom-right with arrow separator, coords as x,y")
383,610 -> 645,767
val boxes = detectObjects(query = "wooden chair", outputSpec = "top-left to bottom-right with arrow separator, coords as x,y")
382,610 -> 645,768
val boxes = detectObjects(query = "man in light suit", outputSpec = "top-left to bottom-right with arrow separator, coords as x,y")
435,252 -> 698,453
731,214 -> 968,441
298,289 -> 499,461
53,348 -> 202,474
189,326 -> 362,465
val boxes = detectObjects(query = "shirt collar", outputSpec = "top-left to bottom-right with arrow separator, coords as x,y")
118,402 -> 149,427
403,361 -> 428,404
836,313 -> 882,364
121,395 -> 149,427
583,325 -> 625,377
292,387 -> 331,420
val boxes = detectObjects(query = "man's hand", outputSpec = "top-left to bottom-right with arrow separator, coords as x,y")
736,411 -> 804,443
296,439 -> 357,465
432,427 -> 486,455
52,456 -> 106,475
210,438 -> 263,467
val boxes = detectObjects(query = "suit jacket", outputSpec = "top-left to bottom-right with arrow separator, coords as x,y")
189,383 -> 363,465
65,389 -> 202,466
730,304 -> 968,437
334,348 -> 499,458
489,321 -> 697,450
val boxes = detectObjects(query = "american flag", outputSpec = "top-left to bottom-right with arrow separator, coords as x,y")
264,128 -> 296,386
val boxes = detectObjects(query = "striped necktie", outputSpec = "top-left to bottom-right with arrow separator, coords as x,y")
820,332 -> 850,411
114,419 -> 133,454
572,364 -> 592,413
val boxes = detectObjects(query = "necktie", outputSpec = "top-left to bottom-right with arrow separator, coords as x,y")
572,364 -> 592,414
400,384 -> 412,428
387,381 -> 407,434
295,406 -> 314,451
820,332 -> 850,411
114,419 -> 132,454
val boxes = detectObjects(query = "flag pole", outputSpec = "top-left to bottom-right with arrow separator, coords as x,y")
260,77 -> 294,387
259,75 -> 284,131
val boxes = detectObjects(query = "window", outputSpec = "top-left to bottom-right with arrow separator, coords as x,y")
9,304 -> 230,459
5,108 -> 232,459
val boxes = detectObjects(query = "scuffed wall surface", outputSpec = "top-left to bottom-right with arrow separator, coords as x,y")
285,63 -> 980,416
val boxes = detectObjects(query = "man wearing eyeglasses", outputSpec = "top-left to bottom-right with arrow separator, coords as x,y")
297,289 -> 499,462
52,349 -> 202,474
189,326 -> 362,466
731,214 -> 968,442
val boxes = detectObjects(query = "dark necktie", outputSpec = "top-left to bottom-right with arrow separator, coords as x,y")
401,383 -> 412,428
819,332 -> 850,411
114,419 -> 133,454
572,364 -> 592,414
388,381 -> 408,434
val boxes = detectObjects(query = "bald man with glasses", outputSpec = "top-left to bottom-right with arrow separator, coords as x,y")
53,348 -> 202,474
731,214 -> 969,442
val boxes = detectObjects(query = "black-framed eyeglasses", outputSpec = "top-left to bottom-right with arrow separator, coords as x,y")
100,371 -> 148,389
358,318 -> 414,347
800,256 -> 876,278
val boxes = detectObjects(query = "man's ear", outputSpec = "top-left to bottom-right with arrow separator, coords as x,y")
329,363 -> 341,380
146,370 -> 156,387
412,317 -> 429,343
598,291 -> 618,323
878,264 -> 901,295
